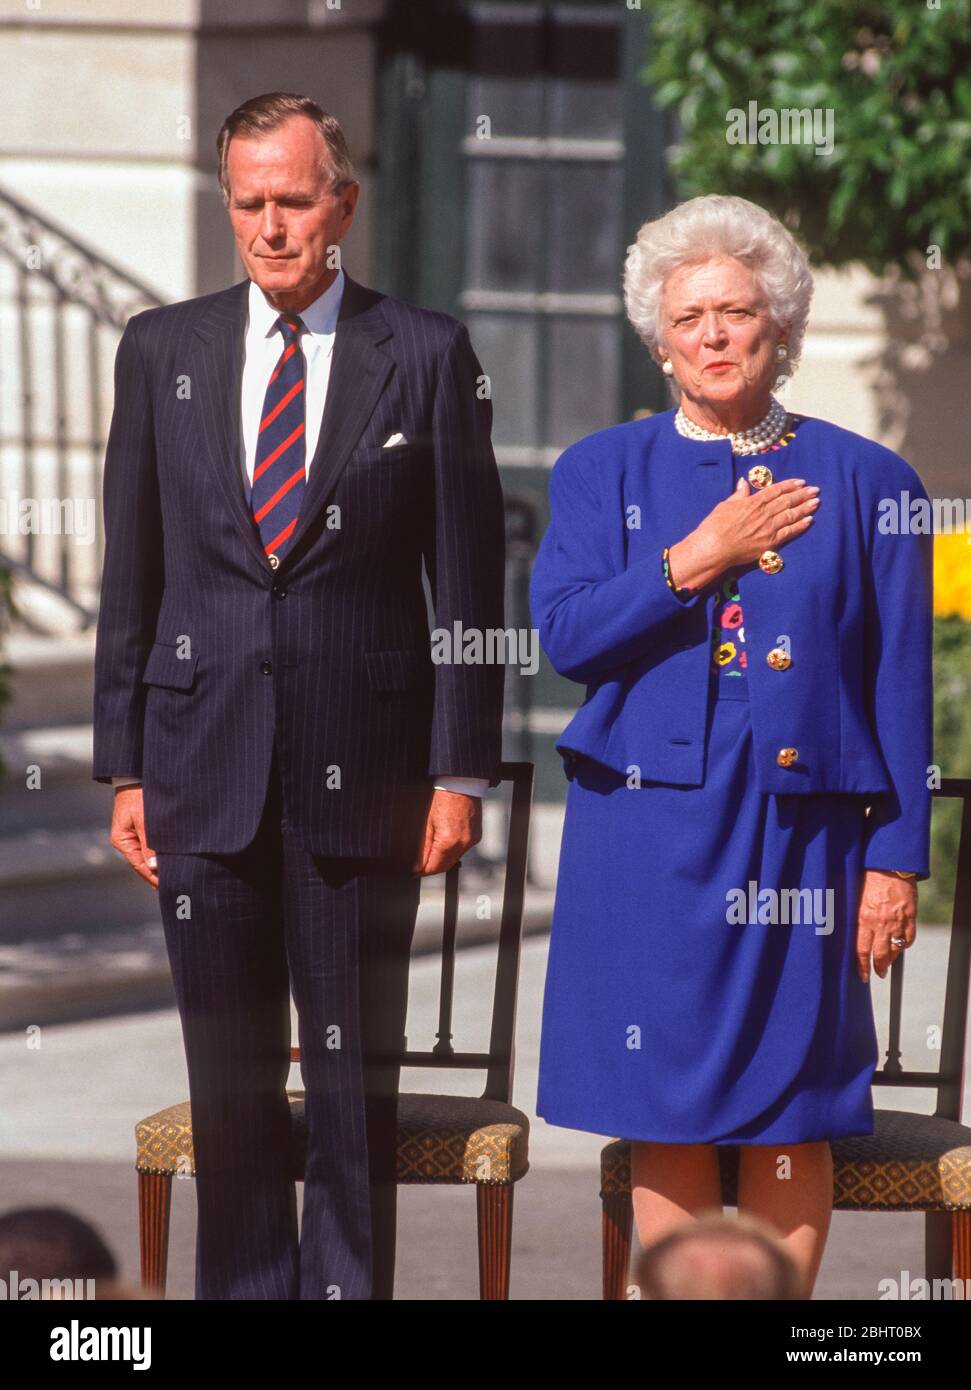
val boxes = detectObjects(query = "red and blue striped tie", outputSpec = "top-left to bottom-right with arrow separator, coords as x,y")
251,313 -> 306,565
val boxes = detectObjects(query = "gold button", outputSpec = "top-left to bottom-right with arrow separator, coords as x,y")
759,550 -> 784,574
748,464 -> 773,489
767,647 -> 792,671
776,747 -> 799,767
268,553 -> 280,570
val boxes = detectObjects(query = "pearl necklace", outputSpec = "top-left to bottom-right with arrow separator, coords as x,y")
675,396 -> 788,455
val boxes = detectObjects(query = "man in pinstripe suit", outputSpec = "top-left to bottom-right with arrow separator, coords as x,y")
92,93 -> 505,1300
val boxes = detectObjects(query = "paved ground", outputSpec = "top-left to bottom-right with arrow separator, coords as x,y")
0,931 -> 963,1300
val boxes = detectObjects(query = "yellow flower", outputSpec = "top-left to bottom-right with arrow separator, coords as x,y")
934,532 -> 971,621
714,641 -> 736,665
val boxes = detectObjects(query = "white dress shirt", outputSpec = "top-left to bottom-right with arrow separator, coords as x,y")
113,271 -> 487,799
239,269 -> 343,495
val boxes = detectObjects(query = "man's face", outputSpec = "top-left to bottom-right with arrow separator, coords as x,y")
226,115 -> 359,310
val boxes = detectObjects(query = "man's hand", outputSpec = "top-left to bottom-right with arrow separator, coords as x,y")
855,869 -> 917,982
412,788 -> 482,876
110,785 -> 159,889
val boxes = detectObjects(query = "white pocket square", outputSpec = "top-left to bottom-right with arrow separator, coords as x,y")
382,432 -> 408,448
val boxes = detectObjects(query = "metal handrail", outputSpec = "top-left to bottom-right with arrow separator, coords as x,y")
0,184 -> 165,629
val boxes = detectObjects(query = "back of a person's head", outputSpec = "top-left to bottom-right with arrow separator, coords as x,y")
0,1207 -> 117,1289
636,1212 -> 804,1300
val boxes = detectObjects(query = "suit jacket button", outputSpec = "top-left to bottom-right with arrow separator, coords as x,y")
776,747 -> 799,767
748,464 -> 773,489
261,660 -> 273,675
759,550 -> 784,574
268,553 -> 280,570
767,647 -> 792,670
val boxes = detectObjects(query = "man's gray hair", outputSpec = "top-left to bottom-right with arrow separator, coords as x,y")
623,194 -> 814,385
216,91 -> 355,205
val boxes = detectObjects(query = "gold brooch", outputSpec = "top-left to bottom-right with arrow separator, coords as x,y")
767,648 -> 792,670
759,550 -> 784,574
776,747 -> 799,768
747,464 -> 773,489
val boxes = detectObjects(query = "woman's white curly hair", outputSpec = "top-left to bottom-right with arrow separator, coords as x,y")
623,194 -> 814,386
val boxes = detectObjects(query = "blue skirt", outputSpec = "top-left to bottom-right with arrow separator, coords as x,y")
536,678 -> 879,1145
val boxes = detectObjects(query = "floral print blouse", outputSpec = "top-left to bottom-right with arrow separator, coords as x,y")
711,572 -> 747,678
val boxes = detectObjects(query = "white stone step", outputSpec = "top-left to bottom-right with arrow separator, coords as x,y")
0,722 -> 92,782
3,631 -> 96,728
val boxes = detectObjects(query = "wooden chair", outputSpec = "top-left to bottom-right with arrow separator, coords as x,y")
136,760 -> 534,1299
601,777 -> 971,1299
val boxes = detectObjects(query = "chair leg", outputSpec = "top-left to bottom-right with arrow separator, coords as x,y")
476,1183 -> 513,1299
602,1192 -> 633,1301
952,1210 -> 971,1282
138,1171 -> 172,1296
924,1209 -> 953,1283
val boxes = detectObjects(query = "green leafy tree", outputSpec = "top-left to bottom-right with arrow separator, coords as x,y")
642,0 -> 971,273
927,617 -> 971,925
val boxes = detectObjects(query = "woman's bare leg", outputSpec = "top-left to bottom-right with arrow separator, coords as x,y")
736,1140 -> 833,1297
630,1140 -> 724,1249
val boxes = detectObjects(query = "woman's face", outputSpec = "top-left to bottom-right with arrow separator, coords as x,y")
658,256 -> 787,424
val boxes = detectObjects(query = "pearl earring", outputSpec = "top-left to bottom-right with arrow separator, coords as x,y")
662,359 -> 674,376
776,344 -> 788,361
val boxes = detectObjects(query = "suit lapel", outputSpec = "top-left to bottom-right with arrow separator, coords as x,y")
190,280 -> 266,570
190,271 -> 394,575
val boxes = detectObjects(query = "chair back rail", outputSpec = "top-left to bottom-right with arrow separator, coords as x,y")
875,778 -> 971,1121
289,760 -> 534,1102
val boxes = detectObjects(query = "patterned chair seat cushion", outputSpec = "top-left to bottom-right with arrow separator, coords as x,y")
136,1090 -> 529,1186
598,1110 -> 971,1212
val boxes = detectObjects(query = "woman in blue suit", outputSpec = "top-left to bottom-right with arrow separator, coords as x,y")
530,194 -> 933,1298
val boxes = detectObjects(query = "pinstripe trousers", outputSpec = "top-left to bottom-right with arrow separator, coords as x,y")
156,745 -> 420,1300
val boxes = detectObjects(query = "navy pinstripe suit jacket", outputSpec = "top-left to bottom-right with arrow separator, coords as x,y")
92,273 -> 506,858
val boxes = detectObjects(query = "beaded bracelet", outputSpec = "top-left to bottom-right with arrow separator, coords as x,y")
662,545 -> 692,599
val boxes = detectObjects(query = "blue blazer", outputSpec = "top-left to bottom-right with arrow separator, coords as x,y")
92,273 -> 506,858
530,408 -> 934,876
